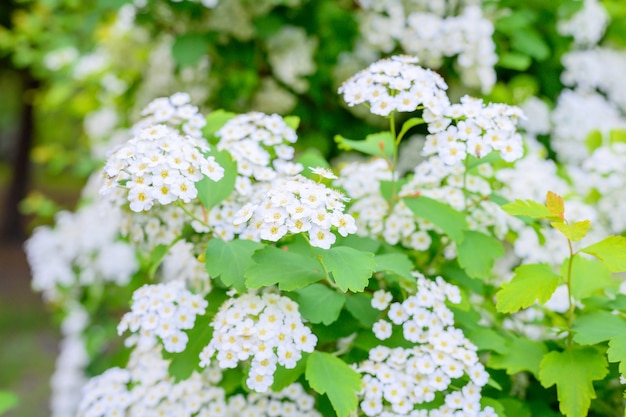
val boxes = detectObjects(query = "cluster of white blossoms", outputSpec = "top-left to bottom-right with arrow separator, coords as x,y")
422,95 -> 524,164
215,112 -> 299,194
199,292 -> 317,392
550,89 -> 626,164
561,48 -> 626,112
100,121 -> 224,212
557,0 -> 609,47
352,1 -> 497,93
136,92 -> 208,139
25,204 -> 138,302
358,273 -> 495,417
77,345 -> 320,417
119,204 -> 188,251
118,281 -> 208,353
338,55 -> 450,117
233,174 -> 357,249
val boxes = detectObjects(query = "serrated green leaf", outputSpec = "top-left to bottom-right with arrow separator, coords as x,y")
0,391 -> 18,415
373,253 -> 414,279
499,398 -> 532,417
345,293 -> 379,327
539,347 -> 608,417
581,235 -> 626,272
203,109 -> 236,138
321,246 -> 376,292
488,337 -> 548,379
457,231 -> 504,278
560,255 -> 613,301
496,263 -> 560,313
572,311 -> 626,345
283,115 -> 300,130
607,334 -> 626,375
402,196 -> 467,243
334,132 -> 394,158
172,33 -> 208,67
501,198 -> 552,219
546,191 -> 565,220
195,149 -> 237,210
467,328 -> 508,354
292,284 -> 345,325
305,351 -> 362,417
551,220 -> 591,241
271,352 -> 309,391
245,246 -> 325,291
337,235 -> 381,253
205,239 -> 263,293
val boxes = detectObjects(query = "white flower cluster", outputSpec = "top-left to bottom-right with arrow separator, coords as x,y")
550,89 -> 626,164
100,122 -> 224,212
353,1 -> 497,92
120,204 -> 188,252
557,0 -> 609,47
561,48 -> 626,112
215,111 -> 299,194
118,281 -> 208,353
136,92 -> 208,138
199,292 -> 317,392
77,346 -> 320,417
25,204 -> 138,302
338,55 -> 450,117
423,95 -> 524,164
234,174 -> 357,249
358,273 -> 495,417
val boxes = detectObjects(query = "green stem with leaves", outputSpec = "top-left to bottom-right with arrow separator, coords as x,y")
565,233 -> 576,349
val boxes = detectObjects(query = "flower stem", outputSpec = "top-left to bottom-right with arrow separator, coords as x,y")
565,234 -> 576,349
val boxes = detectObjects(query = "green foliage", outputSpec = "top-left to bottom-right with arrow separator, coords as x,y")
318,246 -> 376,292
205,239 -> 264,293
581,236 -> 626,272
488,337 -> 548,379
271,353 -> 309,391
334,132 -> 395,159
551,220 -> 591,242
291,284 -> 345,325
456,231 -> 504,278
572,311 -> 626,345
195,149 -> 238,210
305,351 -> 361,417
172,33 -> 209,67
501,199 -> 553,219
245,246 -> 325,290
563,256 -> 613,300
496,263 -> 560,313
539,347 -> 609,417
373,252 -> 414,279
203,110 -> 236,138
0,391 -> 18,415
402,195 -> 468,243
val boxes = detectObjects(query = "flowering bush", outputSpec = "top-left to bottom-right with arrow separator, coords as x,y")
10,1 -> 626,417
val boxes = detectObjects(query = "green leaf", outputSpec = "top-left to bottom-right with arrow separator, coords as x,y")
546,191 -> 565,220
283,115 -> 300,130
373,253 -> 414,279
334,132 -> 394,158
166,311 -> 212,381
467,328 -> 508,354
510,28 -> 550,61
205,239 -> 264,293
0,391 -> 18,415
457,231 -> 504,278
610,129 -> 626,144
488,337 -> 548,379
271,352 -> 309,391
337,234 -> 381,253
551,220 -> 591,242
296,149 -> 331,180
572,311 -> 626,345
585,130 -> 603,153
397,117 -> 424,141
499,398 -> 532,417
402,195 -> 468,243
501,199 -> 552,219
497,52 -> 532,71
345,293 -> 379,327
146,243 -> 169,279
203,109 -> 236,138
305,351 -> 361,417
539,347 -> 608,417
292,284 -> 345,325
195,149 -> 237,210
172,33 -> 209,67
581,235 -> 626,272
560,255 -> 613,301
245,246 -> 325,291
380,178 -> 409,203
321,246 -> 376,292
496,263 -> 560,313
607,334 -> 626,374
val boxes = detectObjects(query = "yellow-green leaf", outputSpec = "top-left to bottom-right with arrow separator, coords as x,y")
502,198 -> 552,219
581,235 -> 626,272
546,191 -> 565,220
551,220 -> 591,241
496,263 -> 560,313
